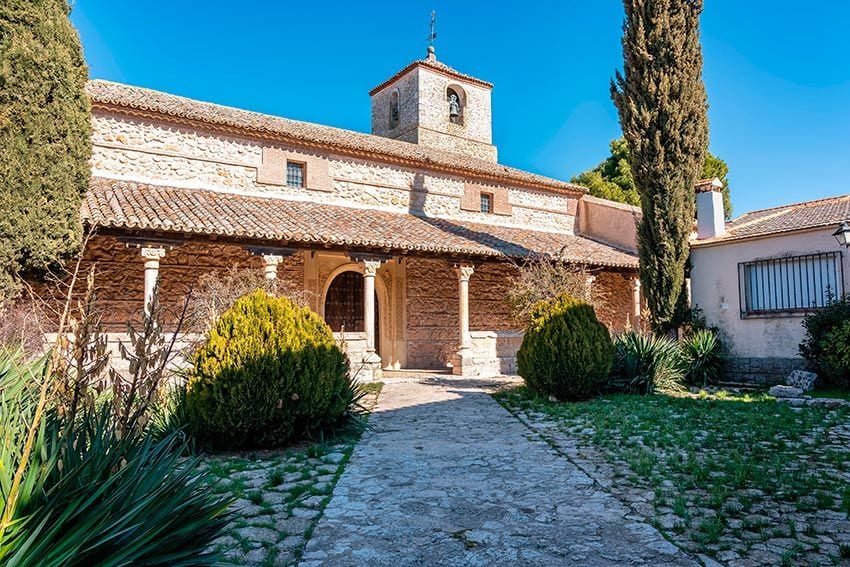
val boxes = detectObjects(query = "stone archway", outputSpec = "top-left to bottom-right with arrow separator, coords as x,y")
321,264 -> 391,368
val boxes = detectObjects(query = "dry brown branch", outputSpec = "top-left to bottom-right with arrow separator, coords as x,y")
506,249 -> 610,324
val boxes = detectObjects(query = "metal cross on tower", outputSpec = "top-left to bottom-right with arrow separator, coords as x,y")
426,10 -> 437,58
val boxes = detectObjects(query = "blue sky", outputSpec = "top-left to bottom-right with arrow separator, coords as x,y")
71,1 -> 849,217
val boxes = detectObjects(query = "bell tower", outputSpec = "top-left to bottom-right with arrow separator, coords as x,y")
369,47 -> 497,162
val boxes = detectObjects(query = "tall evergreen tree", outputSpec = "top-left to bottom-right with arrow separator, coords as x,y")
611,0 -> 709,333
0,0 -> 91,306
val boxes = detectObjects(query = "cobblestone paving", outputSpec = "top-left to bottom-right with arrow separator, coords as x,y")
201,443 -> 354,566
301,376 -> 695,566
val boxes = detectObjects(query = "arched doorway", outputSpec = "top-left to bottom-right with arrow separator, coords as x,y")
324,271 -> 380,354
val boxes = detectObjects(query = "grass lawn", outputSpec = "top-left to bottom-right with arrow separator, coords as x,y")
496,386 -> 850,565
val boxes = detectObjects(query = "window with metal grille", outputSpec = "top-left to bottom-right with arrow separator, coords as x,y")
286,162 -> 305,188
738,252 -> 844,317
480,192 -> 493,214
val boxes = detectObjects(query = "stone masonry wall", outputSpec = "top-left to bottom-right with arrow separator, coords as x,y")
593,271 -> 635,333
469,262 -> 524,332
74,236 -> 303,332
405,258 -> 459,369
405,258 -> 636,369
91,111 -> 572,232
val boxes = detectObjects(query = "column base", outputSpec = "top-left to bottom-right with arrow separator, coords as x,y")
353,352 -> 383,382
450,348 -> 476,377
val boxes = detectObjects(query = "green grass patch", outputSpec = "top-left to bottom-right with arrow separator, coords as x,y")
495,385 -> 850,560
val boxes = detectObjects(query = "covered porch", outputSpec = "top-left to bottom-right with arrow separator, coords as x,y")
81,178 -> 642,379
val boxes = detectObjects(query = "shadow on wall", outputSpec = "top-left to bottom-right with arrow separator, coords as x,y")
407,172 -> 535,259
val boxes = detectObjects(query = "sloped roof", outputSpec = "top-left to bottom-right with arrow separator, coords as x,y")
86,80 -> 581,195
82,178 -> 638,268
368,56 -> 493,95
693,194 -> 850,246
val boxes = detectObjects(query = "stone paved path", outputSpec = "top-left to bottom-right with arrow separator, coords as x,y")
300,376 -> 696,566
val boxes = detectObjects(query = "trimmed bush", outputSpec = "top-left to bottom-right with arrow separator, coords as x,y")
517,293 -> 614,401
816,320 -> 850,389
609,331 -> 683,394
680,329 -> 725,386
800,295 -> 850,388
186,289 -> 351,448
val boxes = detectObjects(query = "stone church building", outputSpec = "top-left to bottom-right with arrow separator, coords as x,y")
79,49 -> 641,378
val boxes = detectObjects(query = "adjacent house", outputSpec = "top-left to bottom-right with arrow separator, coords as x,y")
75,49 -> 642,379
690,181 -> 850,383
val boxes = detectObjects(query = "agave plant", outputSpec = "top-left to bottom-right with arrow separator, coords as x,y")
609,332 -> 684,394
0,352 -> 233,567
681,329 -> 725,386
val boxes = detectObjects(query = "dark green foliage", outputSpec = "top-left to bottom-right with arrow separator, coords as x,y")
680,329 -> 725,386
517,294 -> 614,401
0,0 -> 91,305
186,289 -> 352,449
800,296 -> 850,388
611,0 -> 709,333
0,353 -> 232,566
572,137 -> 733,219
609,331 -> 683,394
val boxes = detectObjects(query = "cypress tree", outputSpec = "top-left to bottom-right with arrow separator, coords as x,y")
0,0 -> 91,305
611,0 -> 708,334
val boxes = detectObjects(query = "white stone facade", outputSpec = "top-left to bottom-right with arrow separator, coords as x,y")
91,112 -> 576,233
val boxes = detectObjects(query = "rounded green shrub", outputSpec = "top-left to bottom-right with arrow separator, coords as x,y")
517,293 -> 614,401
186,289 -> 351,449
800,295 -> 850,388
818,320 -> 850,389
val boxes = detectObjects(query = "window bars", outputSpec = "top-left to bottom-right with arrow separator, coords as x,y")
480,192 -> 493,214
738,251 -> 844,317
286,162 -> 305,188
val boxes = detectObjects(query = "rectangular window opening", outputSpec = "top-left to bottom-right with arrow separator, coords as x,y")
738,251 -> 844,317
480,192 -> 493,214
286,162 -> 305,188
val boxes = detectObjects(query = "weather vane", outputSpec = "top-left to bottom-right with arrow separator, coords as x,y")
427,10 -> 437,57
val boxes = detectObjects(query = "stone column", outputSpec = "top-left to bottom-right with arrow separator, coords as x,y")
457,263 -> 474,351
631,277 -> 642,330
585,274 -> 597,302
452,263 -> 475,376
141,247 -> 166,316
262,254 -> 283,281
362,259 -> 382,364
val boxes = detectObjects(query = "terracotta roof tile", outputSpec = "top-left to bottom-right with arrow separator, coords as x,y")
86,80 -> 582,195
693,194 -> 850,245
83,178 -> 638,268
368,57 -> 493,95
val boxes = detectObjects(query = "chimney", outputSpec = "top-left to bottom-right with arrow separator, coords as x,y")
695,178 -> 725,239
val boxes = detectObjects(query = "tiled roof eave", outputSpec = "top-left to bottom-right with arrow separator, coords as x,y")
82,179 -> 638,269
691,223 -> 841,247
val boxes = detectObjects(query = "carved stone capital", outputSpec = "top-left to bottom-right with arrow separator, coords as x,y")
262,254 -> 284,267
631,277 -> 642,292
362,259 -> 382,277
140,247 -> 167,261
454,263 -> 474,282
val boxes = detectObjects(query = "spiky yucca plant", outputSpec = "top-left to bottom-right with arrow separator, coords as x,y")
0,352 -> 232,567
609,332 -> 684,394
680,329 -> 725,386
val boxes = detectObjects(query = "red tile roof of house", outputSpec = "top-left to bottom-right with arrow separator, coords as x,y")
83,178 -> 638,268
86,80 -> 582,196
693,194 -> 850,246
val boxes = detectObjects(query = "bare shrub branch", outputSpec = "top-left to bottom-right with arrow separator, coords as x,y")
507,250 -> 609,324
